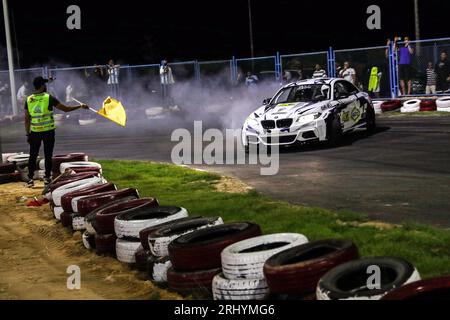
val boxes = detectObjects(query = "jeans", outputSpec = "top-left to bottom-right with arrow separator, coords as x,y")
28,130 -> 55,179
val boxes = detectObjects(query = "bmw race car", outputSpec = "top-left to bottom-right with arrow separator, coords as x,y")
242,78 -> 376,150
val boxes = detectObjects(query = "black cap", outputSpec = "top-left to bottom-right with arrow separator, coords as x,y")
32,76 -> 49,90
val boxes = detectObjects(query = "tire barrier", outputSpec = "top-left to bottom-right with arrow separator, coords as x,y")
72,213 -> 86,231
148,256 -> 173,282
263,239 -> 359,296
60,211 -> 74,228
115,206 -> 188,239
169,222 -> 262,271
139,217 -> 197,250
380,100 -> 402,112
135,246 -> 151,271
52,176 -> 106,206
44,172 -> 101,200
221,233 -> 309,280
96,197 -> 158,235
76,188 -> 140,216
82,231 -> 96,250
381,275 -> 450,300
116,239 -> 142,263
400,99 -> 421,113
2,152 -> 22,163
372,101 -> 383,114
436,97 -> 450,112
61,182 -> 116,212
85,211 -> 98,235
52,153 -> 88,178
6,154 -> 30,166
53,206 -> 64,220
212,273 -> 269,300
0,162 -> 15,174
167,267 -> 221,294
79,118 -> 97,126
0,172 -> 21,184
148,216 -> 223,257
59,161 -> 102,174
69,166 -> 102,174
420,100 -> 437,112
316,256 -> 421,300
95,233 -> 117,255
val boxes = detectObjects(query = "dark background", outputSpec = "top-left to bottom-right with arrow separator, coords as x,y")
1,0 -> 449,68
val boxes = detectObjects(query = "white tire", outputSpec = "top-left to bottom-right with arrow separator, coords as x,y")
82,231 -> 95,250
372,101 -> 383,114
221,233 -> 308,280
212,273 -> 269,300
60,161 -> 102,174
2,152 -> 22,163
149,217 -> 223,257
116,239 -> 142,264
436,97 -> 450,111
114,207 -> 189,239
39,159 -> 45,170
72,214 -> 86,231
150,257 -> 172,283
400,99 -> 421,113
145,107 -> 166,119
52,177 -> 105,206
78,118 -> 97,126
6,153 -> 29,165
53,206 -> 64,220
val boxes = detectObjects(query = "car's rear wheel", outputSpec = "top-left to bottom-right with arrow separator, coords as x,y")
327,115 -> 343,147
366,104 -> 376,132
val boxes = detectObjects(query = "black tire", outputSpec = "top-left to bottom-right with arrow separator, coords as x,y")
327,114 -> 343,147
366,104 -> 376,132
317,256 -> 421,300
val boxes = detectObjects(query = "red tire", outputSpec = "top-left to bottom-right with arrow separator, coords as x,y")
60,182 -> 117,212
52,153 -> 88,178
263,239 -> 359,296
139,217 -> 197,250
95,233 -> 117,255
169,222 -> 262,271
167,267 -> 221,295
60,211 -> 74,228
381,275 -> 450,300
0,162 -> 16,174
381,100 -> 402,112
420,100 -> 437,111
76,188 -> 140,216
45,172 -> 101,195
0,172 -> 21,184
95,197 -> 158,234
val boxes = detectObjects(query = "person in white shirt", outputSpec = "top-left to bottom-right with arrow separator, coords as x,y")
107,59 -> 120,97
17,82 -> 29,111
339,61 -> 356,84
160,60 -> 175,107
312,64 -> 327,78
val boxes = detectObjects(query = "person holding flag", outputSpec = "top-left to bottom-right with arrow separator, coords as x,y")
24,76 -> 89,188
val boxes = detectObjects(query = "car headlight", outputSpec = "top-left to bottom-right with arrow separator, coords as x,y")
296,113 -> 321,123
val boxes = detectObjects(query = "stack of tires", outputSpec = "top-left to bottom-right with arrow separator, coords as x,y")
166,222 -> 262,296
213,233 -> 308,300
113,205 -> 188,263
52,153 -> 88,178
401,99 -> 421,113
436,97 -> 450,112
142,216 -> 224,282
0,159 -> 21,184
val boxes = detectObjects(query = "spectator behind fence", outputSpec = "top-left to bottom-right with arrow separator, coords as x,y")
339,61 -> 356,84
17,81 -> 29,111
160,59 -> 175,107
396,36 -> 415,95
312,64 -> 327,78
107,59 -> 120,97
245,71 -> 259,87
426,62 -> 437,95
0,81 -> 9,114
435,50 -> 450,92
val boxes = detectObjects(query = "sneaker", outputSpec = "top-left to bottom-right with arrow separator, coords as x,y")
27,180 -> 34,188
44,177 -> 52,186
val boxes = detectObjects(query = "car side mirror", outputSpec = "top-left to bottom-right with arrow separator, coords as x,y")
263,98 -> 271,105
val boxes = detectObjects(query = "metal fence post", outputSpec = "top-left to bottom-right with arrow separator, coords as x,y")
194,60 -> 201,81
275,52 -> 281,82
327,47 -> 335,77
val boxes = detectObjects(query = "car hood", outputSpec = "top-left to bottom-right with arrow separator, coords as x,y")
254,101 -> 328,120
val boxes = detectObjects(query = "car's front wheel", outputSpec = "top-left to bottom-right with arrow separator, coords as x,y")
366,104 -> 376,133
327,115 -> 343,147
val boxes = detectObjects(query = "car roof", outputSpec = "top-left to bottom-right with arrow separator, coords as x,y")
283,78 -> 337,88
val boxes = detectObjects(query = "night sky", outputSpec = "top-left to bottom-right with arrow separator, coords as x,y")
1,0 -> 449,68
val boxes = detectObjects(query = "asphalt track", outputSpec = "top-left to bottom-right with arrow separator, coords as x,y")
2,115 -> 450,228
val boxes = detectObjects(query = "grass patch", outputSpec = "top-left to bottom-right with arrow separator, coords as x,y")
98,159 -> 450,279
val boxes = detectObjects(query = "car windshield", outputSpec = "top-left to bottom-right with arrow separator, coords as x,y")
271,84 -> 331,104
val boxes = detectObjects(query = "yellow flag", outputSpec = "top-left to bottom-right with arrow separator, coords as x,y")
97,97 -> 127,127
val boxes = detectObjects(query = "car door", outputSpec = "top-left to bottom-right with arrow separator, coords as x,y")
334,81 -> 361,131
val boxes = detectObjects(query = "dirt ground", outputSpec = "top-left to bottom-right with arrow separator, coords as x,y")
0,182 -> 180,300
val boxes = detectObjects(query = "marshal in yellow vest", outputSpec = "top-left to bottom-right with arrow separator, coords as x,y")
27,93 -> 55,132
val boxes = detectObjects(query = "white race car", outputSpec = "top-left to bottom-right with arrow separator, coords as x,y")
242,78 -> 376,150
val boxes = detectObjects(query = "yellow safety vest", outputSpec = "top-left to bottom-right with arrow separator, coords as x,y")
27,93 -> 55,132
